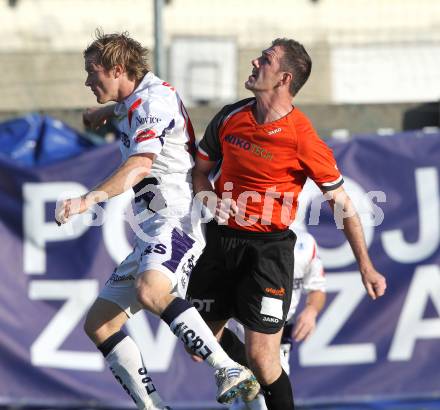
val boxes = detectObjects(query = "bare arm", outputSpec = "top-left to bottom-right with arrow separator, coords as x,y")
83,103 -> 117,130
293,290 -> 326,342
55,153 -> 154,224
326,185 -> 387,299
192,156 -> 238,223
192,155 -> 218,197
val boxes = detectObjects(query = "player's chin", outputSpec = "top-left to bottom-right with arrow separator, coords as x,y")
93,91 -> 108,104
96,95 -> 107,104
244,81 -> 254,90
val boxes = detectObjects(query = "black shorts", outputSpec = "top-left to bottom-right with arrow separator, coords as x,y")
186,222 -> 296,334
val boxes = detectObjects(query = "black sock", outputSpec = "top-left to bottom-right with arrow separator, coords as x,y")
261,370 -> 295,410
97,330 -> 127,357
219,327 -> 248,367
160,297 -> 192,324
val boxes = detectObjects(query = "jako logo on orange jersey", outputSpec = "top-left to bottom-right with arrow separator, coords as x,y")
135,129 -> 157,143
268,128 -> 282,135
265,287 -> 285,296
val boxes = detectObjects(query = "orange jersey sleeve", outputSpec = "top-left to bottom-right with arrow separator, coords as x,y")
294,110 -> 343,191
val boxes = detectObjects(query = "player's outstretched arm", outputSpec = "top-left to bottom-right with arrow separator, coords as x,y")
326,186 -> 387,300
55,153 -> 154,225
83,103 -> 117,130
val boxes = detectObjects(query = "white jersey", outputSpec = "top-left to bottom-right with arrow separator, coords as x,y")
99,73 -> 205,315
114,72 -> 195,218
286,229 -> 325,322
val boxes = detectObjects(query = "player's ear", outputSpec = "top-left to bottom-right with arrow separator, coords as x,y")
113,64 -> 124,78
282,72 -> 293,88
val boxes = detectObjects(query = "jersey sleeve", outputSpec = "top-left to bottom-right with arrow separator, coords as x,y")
127,96 -> 176,157
303,237 -> 326,293
296,113 -> 344,192
197,108 -> 226,162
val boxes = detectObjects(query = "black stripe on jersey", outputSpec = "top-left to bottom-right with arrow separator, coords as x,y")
199,98 -> 255,161
320,177 -> 344,192
157,119 -> 175,146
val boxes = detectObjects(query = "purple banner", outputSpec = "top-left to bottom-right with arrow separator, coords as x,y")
0,131 -> 439,407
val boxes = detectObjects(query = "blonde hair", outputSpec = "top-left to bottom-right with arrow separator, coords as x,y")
84,28 -> 150,81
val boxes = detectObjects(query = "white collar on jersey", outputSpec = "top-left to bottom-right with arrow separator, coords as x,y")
115,72 -> 157,114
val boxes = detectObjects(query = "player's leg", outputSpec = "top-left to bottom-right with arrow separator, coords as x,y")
84,297 -> 169,410
134,221 -> 245,374
136,267 -> 238,370
223,320 -> 297,410
234,230 -> 296,410
220,326 -> 249,367
245,329 -> 293,410
222,322 -> 268,410
185,224 -> 260,404
136,267 -> 259,405
84,243 -> 171,410
221,322 -> 290,409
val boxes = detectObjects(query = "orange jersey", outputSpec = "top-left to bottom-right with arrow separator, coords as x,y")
197,98 -> 343,232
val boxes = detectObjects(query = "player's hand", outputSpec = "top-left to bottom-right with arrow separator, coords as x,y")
83,105 -> 114,130
293,306 -> 318,342
55,196 -> 88,225
214,197 -> 238,225
361,267 -> 387,300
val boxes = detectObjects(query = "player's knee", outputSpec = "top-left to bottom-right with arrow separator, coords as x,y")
247,351 -> 280,384
136,285 -> 168,315
136,270 -> 173,314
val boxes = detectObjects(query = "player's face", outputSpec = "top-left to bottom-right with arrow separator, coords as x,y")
84,53 -> 119,104
245,45 -> 285,93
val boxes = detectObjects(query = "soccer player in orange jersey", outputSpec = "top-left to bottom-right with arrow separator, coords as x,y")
187,38 -> 386,410
56,30 -> 259,410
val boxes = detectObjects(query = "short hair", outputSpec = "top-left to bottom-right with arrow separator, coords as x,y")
84,28 -> 150,81
272,38 -> 312,96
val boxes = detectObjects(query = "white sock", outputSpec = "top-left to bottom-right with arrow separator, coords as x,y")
105,335 -> 166,410
162,298 -> 236,370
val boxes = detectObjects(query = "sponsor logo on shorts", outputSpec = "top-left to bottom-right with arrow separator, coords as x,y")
172,321 -> 212,360
106,272 -> 135,285
265,287 -> 285,296
142,243 -> 167,256
262,316 -> 280,323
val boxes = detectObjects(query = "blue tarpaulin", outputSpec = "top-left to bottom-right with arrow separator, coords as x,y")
0,113 -> 96,167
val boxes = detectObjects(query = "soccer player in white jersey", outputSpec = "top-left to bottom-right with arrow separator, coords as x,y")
54,30 -> 259,410
227,229 -> 326,410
